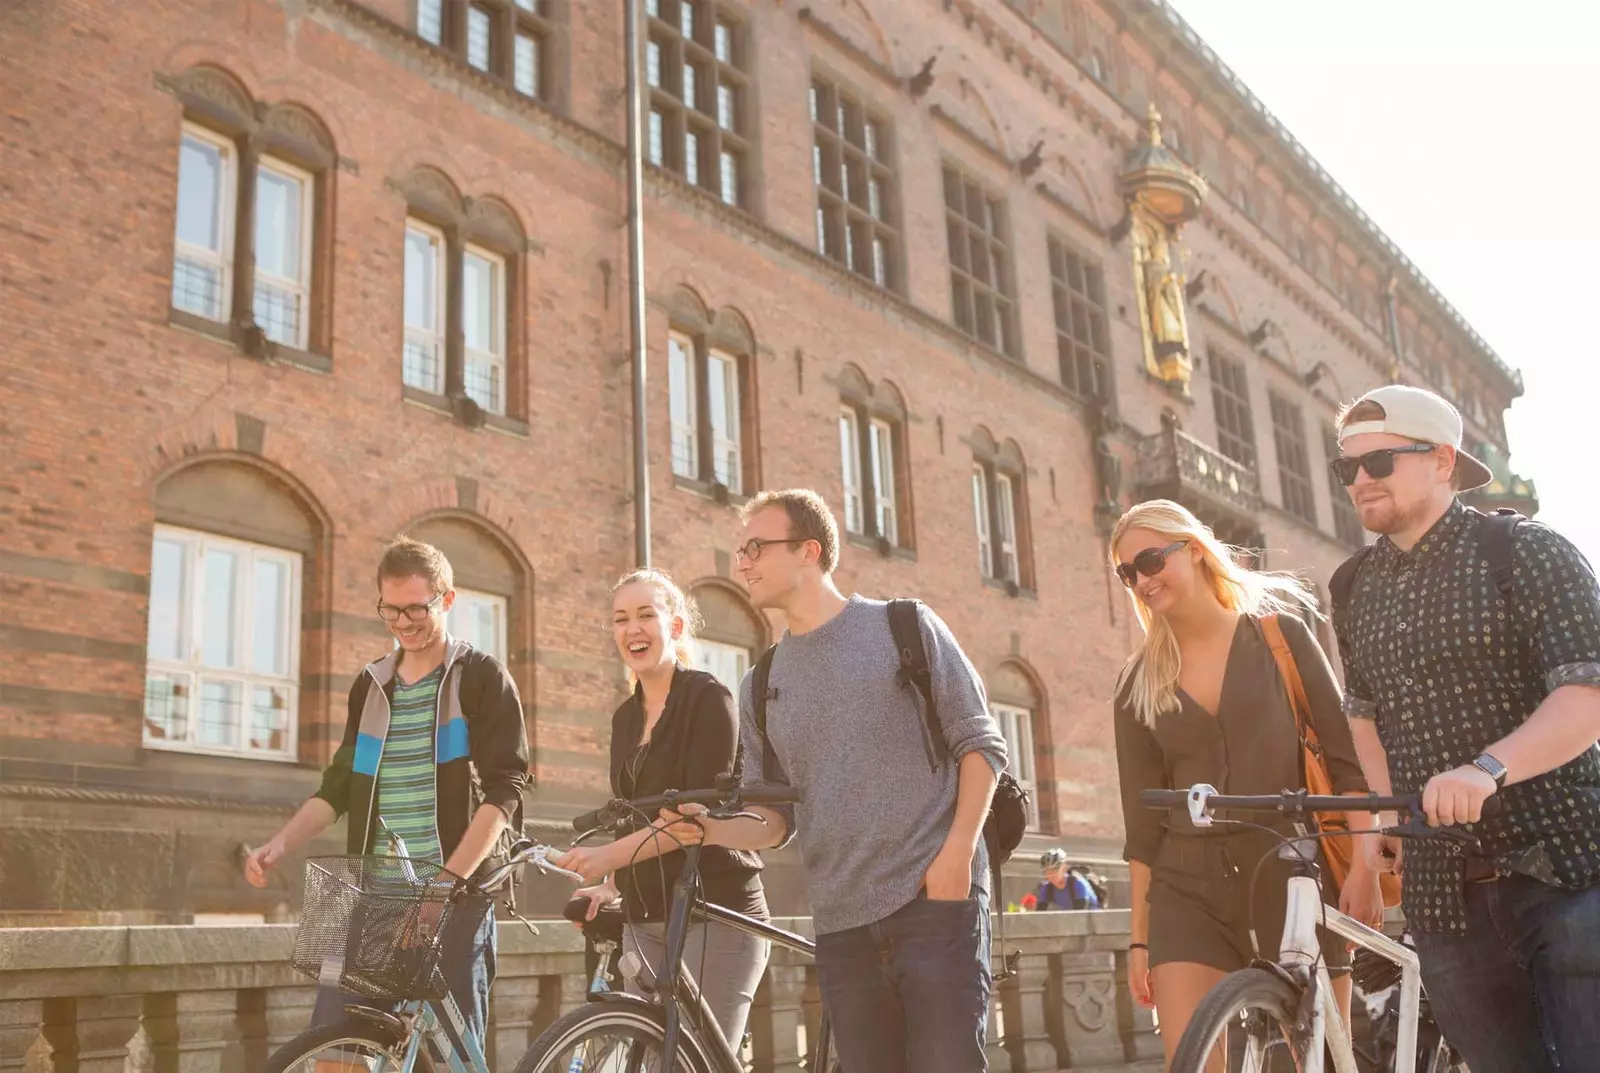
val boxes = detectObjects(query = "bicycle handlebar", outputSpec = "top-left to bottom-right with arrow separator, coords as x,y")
572,784 -> 804,834
1140,784 -> 1502,840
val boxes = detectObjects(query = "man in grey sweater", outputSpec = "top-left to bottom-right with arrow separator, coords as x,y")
680,488 -> 1008,1073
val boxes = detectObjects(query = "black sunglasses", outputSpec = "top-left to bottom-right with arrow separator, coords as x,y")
1329,443 -> 1437,486
1116,540 -> 1190,588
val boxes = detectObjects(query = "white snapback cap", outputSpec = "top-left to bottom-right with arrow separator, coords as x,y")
1338,384 -> 1493,491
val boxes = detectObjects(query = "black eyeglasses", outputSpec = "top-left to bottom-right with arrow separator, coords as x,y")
734,537 -> 808,564
1329,444 -> 1437,486
1115,540 -> 1190,588
376,594 -> 444,623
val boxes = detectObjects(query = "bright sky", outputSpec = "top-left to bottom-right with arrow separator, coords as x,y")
1168,0 -> 1600,564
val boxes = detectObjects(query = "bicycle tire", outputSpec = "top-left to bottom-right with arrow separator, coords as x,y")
263,1017 -> 435,1072
513,1003 -> 717,1073
1172,967 -> 1307,1073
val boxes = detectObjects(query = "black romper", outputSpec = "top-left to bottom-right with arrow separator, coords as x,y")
1115,614 -> 1370,971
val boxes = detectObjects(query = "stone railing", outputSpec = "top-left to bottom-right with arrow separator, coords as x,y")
1135,423 -> 1263,517
0,911 -> 1161,1071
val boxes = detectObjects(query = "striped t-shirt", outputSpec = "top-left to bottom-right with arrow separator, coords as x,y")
372,665 -> 444,864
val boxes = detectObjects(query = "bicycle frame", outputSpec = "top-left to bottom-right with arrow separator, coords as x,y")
340,991 -> 488,1073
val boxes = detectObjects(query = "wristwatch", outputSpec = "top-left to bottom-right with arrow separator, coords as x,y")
1472,753 -> 1509,789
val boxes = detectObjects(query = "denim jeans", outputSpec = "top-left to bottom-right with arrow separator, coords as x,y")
814,887 -> 991,1073
1412,874 -> 1600,1073
312,901 -> 498,1055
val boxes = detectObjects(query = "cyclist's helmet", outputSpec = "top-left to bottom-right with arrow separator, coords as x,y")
1040,848 -> 1068,872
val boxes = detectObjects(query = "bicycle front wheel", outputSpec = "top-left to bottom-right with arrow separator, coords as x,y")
264,1018 -> 427,1072
513,1004 -> 716,1073
1172,967 -> 1307,1073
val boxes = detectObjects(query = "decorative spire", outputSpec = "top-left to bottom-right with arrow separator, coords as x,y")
1146,102 -> 1163,147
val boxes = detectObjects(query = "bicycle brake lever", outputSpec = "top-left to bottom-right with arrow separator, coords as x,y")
530,847 -> 586,882
1383,820 -> 1481,849
705,808 -> 764,824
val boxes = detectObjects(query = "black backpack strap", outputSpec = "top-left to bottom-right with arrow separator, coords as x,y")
888,598 -> 947,768
750,643 -> 780,780
1481,508 -> 1525,603
1328,545 -> 1373,623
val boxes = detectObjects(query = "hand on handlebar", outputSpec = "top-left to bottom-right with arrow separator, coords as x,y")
554,843 -> 624,885
1421,764 -> 1499,827
656,804 -> 708,846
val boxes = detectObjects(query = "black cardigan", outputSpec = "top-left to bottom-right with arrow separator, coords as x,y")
609,665 -> 767,921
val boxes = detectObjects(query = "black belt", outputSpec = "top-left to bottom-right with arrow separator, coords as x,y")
1463,857 -> 1508,884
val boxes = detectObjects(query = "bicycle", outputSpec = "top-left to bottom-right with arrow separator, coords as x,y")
512,781 -> 838,1073
263,837 -> 585,1072
1140,784 -> 1483,1073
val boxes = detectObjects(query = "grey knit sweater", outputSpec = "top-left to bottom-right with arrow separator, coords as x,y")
738,595 -> 1009,935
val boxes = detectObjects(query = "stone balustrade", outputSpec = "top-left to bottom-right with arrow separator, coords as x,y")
0,910 -> 1161,1072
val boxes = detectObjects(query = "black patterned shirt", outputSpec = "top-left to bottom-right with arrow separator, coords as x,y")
1334,500 -> 1600,933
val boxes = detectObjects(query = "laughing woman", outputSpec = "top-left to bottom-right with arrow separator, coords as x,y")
1109,500 -> 1384,1069
555,569 -> 770,1050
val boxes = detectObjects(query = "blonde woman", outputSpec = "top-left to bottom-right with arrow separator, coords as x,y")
554,569 -> 769,1050
1110,501 -> 1384,1068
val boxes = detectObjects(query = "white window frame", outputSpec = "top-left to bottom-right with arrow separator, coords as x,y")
668,332 -> 699,480
992,702 -> 1041,830
707,349 -> 742,493
173,123 -> 237,323
252,155 -> 314,350
869,417 -> 897,546
996,472 -> 1020,585
418,0 -> 444,43
840,407 -> 865,535
144,525 -> 301,762
462,244 -> 507,415
694,639 -> 751,698
446,587 -> 508,664
972,465 -> 992,576
467,4 -> 494,70
514,30 -> 539,96
402,219 -> 447,395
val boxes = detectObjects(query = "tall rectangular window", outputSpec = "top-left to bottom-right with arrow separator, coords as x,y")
811,76 -> 899,291
972,466 -> 992,575
839,407 -> 864,535
420,0 -> 552,100
706,350 -> 741,494
1210,350 -> 1258,470
447,587 -> 507,663
144,526 -> 300,761
403,221 -> 446,394
252,158 -> 313,350
647,0 -> 751,208
1270,391 -> 1317,525
995,473 -> 1019,585
943,164 -> 1018,356
172,124 -> 237,322
668,333 -> 698,480
974,461 -> 1028,587
869,418 -> 897,546
694,639 -> 749,697
462,246 -> 506,415
992,703 -> 1040,830
467,5 -> 493,70
1048,236 -> 1111,401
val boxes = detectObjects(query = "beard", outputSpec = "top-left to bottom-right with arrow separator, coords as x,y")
1355,490 -> 1432,536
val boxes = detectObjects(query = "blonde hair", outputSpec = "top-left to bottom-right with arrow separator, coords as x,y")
611,568 -> 701,669
1110,500 -> 1319,728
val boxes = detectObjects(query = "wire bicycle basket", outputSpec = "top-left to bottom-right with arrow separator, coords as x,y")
291,855 -> 491,1001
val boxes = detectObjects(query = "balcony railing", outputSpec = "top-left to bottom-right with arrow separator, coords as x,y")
1135,423 -> 1262,517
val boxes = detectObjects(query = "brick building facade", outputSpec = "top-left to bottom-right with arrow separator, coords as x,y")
0,0 -> 1535,923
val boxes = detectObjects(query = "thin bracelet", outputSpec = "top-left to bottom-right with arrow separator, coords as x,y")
1128,942 -> 1148,951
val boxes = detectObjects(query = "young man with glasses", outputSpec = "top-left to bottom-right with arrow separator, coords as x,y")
673,488 -> 1008,1073
1330,384 -> 1600,1071
243,537 -> 529,1053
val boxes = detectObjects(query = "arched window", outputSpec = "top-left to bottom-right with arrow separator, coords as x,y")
690,582 -> 766,695
406,513 -> 530,667
989,661 -> 1046,832
146,459 -> 324,761
838,367 -> 914,552
666,290 -> 759,497
971,431 -> 1033,592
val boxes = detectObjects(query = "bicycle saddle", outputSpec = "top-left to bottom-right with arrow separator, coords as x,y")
563,896 -> 626,944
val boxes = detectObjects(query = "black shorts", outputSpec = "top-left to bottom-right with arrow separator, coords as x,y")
1147,832 -> 1349,972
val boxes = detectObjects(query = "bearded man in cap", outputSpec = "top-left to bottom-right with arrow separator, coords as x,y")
1329,384 -> 1600,1072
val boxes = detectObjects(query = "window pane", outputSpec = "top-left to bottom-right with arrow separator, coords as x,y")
467,6 -> 492,70
840,409 -> 863,534
682,63 -> 697,110
252,556 -> 289,677
462,251 -> 497,353
717,82 -> 735,129
685,129 -> 699,185
448,589 -> 508,663
254,166 -> 304,281
514,0 -> 537,9
144,672 -> 191,744
249,684 -> 291,753
668,335 -> 696,478
198,678 -> 241,748
870,419 -> 897,544
679,0 -> 694,39
176,135 -> 225,251
719,150 -> 738,206
646,39 -> 662,88
404,227 -> 439,331
148,537 -> 187,662
707,352 -> 740,490
694,639 -> 749,696
201,547 -> 239,669
714,19 -> 732,63
648,110 -> 665,165
514,33 -> 538,96
418,0 -> 443,43
972,469 -> 991,573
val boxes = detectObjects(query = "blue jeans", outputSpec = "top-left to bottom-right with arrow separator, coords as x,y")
312,902 -> 498,1054
815,888 -> 991,1073
1412,874 -> 1600,1072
